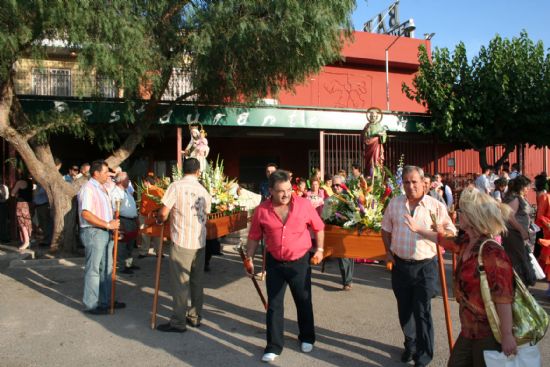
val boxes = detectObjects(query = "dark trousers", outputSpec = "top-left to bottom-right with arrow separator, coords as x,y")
265,252 -> 315,354
204,238 -> 221,269
337,258 -> 354,286
448,333 -> 501,367
391,256 -> 437,366
0,202 -> 9,241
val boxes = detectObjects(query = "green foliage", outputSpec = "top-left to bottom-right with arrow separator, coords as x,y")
403,32 -> 550,153
2,0 -> 356,151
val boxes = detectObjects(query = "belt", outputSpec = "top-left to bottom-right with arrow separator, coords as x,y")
393,254 -> 435,264
81,226 -> 109,232
269,252 -> 308,264
120,215 -> 138,220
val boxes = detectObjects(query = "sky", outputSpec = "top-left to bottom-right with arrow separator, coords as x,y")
352,0 -> 550,56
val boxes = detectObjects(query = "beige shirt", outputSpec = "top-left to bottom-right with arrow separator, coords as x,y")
162,175 -> 212,249
381,194 -> 456,260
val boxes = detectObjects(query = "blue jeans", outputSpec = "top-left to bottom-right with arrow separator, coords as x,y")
81,227 -> 113,310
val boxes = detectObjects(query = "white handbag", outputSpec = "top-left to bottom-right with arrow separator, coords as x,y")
529,252 -> 546,280
483,344 -> 541,367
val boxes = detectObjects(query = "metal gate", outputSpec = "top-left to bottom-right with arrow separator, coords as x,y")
319,131 -> 363,178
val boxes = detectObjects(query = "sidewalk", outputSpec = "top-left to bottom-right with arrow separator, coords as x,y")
0,247 -> 549,367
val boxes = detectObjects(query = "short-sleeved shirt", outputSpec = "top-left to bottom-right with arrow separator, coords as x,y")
111,186 -> 138,218
248,195 -> 325,261
78,178 -> 113,228
381,194 -> 456,260
475,174 -> 490,194
162,175 -> 212,249
455,239 -> 514,339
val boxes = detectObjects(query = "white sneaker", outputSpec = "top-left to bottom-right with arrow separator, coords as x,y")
301,342 -> 313,353
261,353 -> 279,362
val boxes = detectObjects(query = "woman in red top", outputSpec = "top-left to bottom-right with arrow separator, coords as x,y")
406,188 -> 517,366
534,174 -> 550,295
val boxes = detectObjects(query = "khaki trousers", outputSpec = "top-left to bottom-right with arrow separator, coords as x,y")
168,245 -> 205,329
138,215 -> 160,256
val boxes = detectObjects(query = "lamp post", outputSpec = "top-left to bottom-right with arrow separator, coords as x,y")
384,20 -> 416,112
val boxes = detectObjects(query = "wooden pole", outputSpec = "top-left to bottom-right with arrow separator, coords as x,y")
110,199 -> 121,315
238,246 -> 268,310
150,225 -> 165,329
430,211 -> 454,351
436,244 -> 454,351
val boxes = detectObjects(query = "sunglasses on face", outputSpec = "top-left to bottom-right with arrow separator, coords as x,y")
332,184 -> 341,189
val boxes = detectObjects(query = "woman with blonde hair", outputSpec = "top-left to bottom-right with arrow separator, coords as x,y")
405,188 -> 517,366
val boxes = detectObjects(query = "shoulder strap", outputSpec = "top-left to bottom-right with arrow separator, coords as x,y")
477,238 -> 498,269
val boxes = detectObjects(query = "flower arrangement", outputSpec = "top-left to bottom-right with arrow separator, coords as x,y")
321,157 -> 404,232
172,156 -> 242,215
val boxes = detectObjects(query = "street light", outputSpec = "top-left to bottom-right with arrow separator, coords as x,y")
424,32 -> 436,40
385,20 -> 417,111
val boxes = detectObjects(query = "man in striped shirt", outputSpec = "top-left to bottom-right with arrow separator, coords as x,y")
78,160 -> 122,315
156,158 -> 212,332
382,165 -> 456,367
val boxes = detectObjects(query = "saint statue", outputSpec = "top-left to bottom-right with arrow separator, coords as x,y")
363,107 -> 386,175
183,123 -> 210,171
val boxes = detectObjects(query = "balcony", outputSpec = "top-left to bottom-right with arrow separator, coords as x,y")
14,63 -> 195,101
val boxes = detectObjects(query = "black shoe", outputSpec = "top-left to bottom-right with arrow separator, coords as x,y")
138,254 -> 148,259
120,267 -> 134,274
84,307 -> 109,315
128,265 -> 140,270
157,323 -> 187,333
401,350 -> 414,363
186,318 -> 201,328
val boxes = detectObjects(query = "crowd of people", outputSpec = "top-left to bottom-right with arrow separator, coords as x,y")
1,157 -> 548,366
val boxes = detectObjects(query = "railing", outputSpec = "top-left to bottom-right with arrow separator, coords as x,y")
14,67 -> 195,101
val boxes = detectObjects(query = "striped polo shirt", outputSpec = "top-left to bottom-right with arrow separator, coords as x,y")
381,194 -> 456,260
162,175 -> 212,249
78,178 -> 113,228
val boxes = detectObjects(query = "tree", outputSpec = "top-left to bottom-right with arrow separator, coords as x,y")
0,0 -> 355,254
402,32 -> 550,170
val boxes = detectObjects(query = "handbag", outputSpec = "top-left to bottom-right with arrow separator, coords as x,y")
528,252 -> 546,280
483,344 -> 541,367
478,239 -> 549,345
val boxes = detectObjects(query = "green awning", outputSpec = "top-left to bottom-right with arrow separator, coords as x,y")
19,97 -> 426,132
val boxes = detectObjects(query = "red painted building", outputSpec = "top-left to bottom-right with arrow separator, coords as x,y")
11,31 -> 547,199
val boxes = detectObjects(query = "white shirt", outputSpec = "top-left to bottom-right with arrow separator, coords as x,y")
0,184 -> 8,203
111,186 -> 138,218
475,174 -> 491,194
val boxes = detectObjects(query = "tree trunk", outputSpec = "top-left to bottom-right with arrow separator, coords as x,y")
46,179 -> 78,254
477,144 -> 514,173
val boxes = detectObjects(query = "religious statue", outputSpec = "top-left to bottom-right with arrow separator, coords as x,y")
363,107 -> 386,175
183,123 -> 210,171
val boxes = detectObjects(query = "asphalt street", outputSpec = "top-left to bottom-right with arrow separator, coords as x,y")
1,246 -> 549,367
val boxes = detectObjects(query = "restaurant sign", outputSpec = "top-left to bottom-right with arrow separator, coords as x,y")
19,98 -> 423,132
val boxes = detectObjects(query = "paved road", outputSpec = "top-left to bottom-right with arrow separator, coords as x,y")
1,247 -> 549,367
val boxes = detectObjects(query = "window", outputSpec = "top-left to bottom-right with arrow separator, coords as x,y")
32,68 -> 71,96
161,68 -> 194,101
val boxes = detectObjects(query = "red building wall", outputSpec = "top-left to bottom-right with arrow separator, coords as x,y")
277,32 -> 429,114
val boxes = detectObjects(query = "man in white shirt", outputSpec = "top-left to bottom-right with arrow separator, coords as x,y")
475,167 -> 492,194
111,172 -> 140,274
0,178 -> 9,242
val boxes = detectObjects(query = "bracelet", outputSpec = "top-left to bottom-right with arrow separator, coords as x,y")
316,248 -> 324,253
106,222 -> 111,230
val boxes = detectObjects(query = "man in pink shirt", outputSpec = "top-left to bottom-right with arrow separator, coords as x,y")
244,170 -> 324,363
